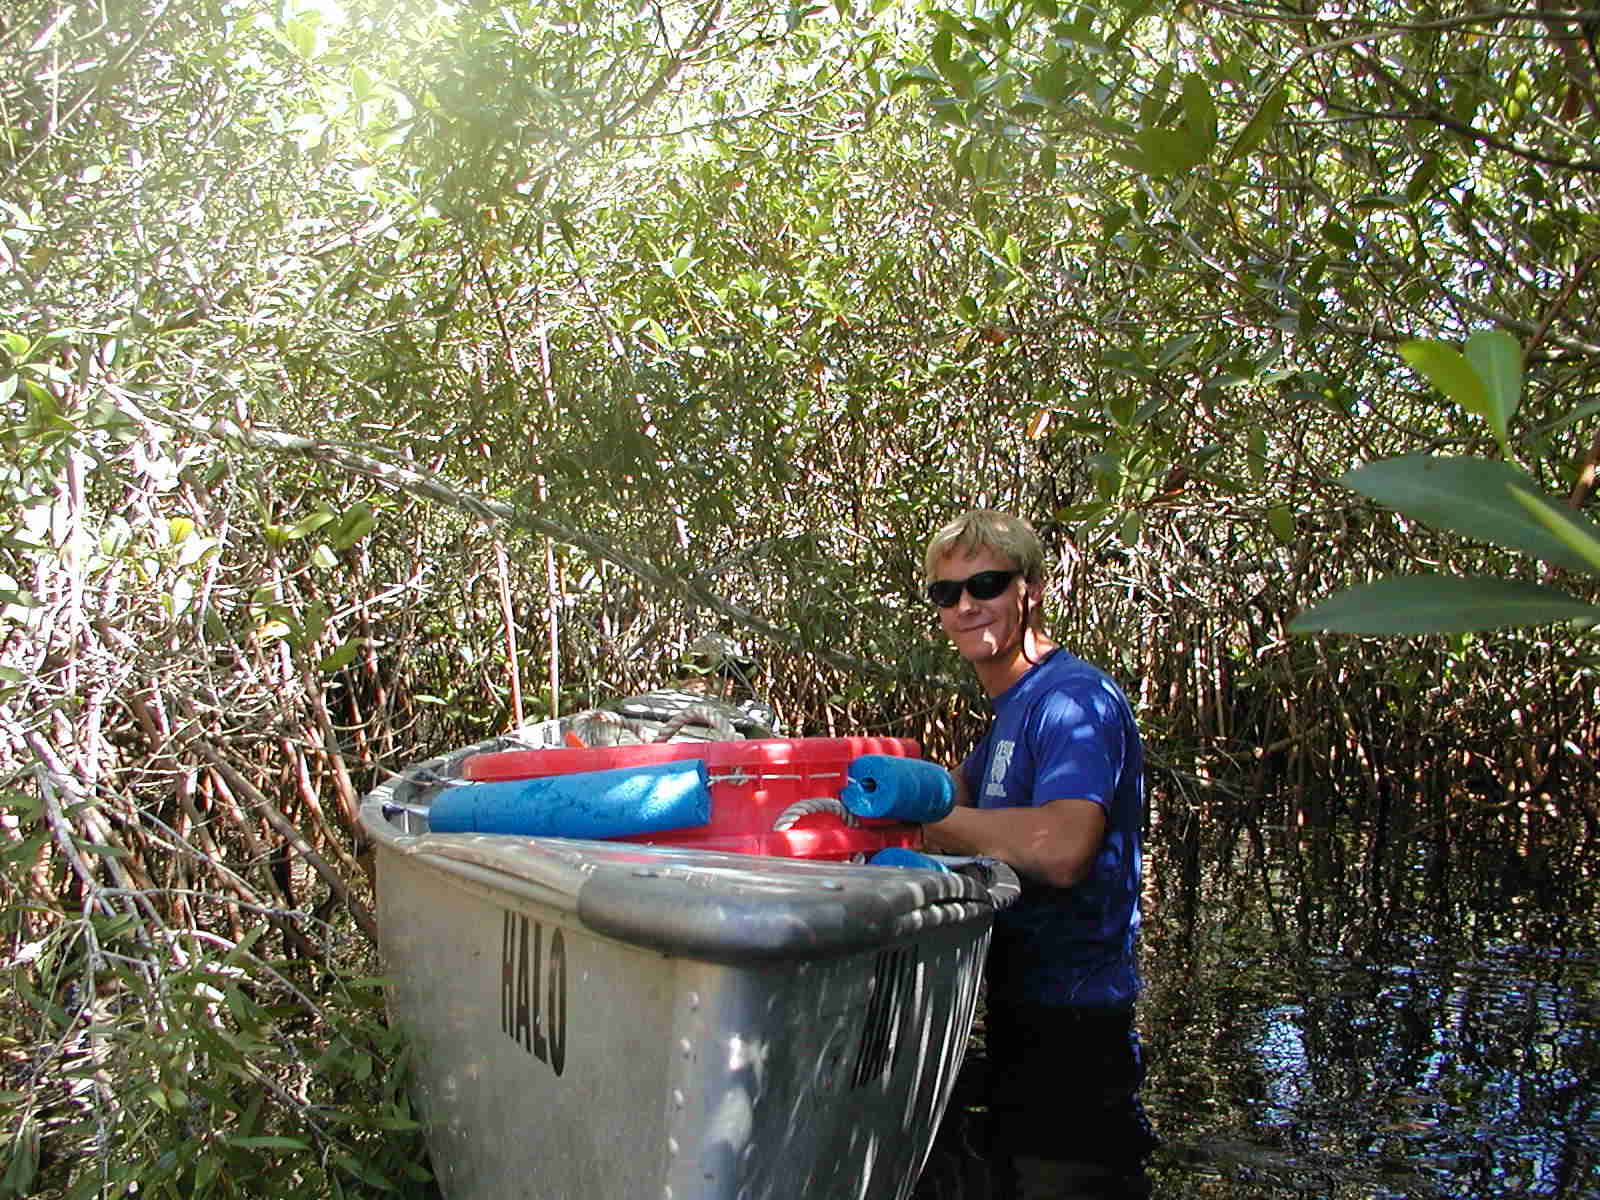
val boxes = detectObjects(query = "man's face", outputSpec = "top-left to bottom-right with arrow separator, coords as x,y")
930,547 -> 1034,667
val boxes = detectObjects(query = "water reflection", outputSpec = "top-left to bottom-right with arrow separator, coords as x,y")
917,807 -> 1600,1198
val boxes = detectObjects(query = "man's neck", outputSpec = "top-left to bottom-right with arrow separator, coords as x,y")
975,629 -> 1057,699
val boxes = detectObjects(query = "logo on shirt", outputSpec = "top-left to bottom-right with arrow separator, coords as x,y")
985,739 -> 1014,799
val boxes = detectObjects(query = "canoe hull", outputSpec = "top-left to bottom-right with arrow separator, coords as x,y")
376,845 -> 987,1199
362,728 -> 1010,1199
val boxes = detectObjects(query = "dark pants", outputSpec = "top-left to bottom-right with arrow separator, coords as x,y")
913,1005 -> 1155,1200
984,1002 -> 1156,1198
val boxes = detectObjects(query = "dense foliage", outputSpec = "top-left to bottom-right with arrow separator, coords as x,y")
3,0 -> 1598,1192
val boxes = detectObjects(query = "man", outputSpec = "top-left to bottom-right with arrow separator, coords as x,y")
920,510 -> 1154,1200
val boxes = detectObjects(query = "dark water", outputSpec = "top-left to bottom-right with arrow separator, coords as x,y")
920,806 -> 1600,1199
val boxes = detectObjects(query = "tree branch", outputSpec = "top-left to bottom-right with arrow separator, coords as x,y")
124,394 -> 962,694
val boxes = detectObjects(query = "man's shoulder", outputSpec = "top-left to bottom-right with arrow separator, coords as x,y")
1029,648 -> 1119,695
1019,651 -> 1135,728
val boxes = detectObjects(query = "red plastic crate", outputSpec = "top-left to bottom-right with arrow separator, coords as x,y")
462,736 -> 927,861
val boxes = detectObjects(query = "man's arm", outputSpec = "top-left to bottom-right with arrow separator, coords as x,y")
949,766 -> 974,808
923,795 -> 1106,889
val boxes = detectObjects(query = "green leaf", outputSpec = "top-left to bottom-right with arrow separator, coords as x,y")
194,1153 -> 220,1193
1511,489 -> 1600,573
1228,84 -> 1286,163
283,16 -> 318,59
1134,127 -> 1207,176
328,503 -> 376,550
1321,220 -> 1358,252
1181,73 -> 1217,144
367,1114 -> 423,1131
2,1119 -> 39,1194
1139,63 -> 1174,127
223,924 -> 267,965
1291,574 -> 1599,634
1405,154 -> 1439,203
287,509 -> 337,540
224,983 -> 254,1024
1463,329 -> 1521,442
224,1135 -> 311,1150
1247,428 -> 1268,483
890,66 -> 943,94
1398,339 -> 1493,434
1156,332 -> 1201,368
1266,503 -> 1295,544
1342,455 -> 1600,573
1530,397 -> 1600,438
301,598 -> 329,646
178,536 -> 219,569
1030,55 -> 1073,106
332,1150 -> 394,1189
930,30 -> 974,97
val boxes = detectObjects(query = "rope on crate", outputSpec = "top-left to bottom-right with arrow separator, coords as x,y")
770,796 -> 859,831
652,703 -> 739,742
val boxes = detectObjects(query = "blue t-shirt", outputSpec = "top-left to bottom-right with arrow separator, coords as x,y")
960,648 -> 1144,1009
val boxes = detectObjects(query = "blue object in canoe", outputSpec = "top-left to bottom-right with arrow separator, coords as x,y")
868,847 -> 951,872
840,754 -> 955,823
427,759 -> 712,839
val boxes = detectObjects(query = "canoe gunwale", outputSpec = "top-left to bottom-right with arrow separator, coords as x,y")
360,727 -> 1018,965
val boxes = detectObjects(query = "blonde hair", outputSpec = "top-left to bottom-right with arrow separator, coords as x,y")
923,510 -> 1047,583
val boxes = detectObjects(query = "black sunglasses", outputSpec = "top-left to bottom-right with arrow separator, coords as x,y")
926,569 -> 1021,608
